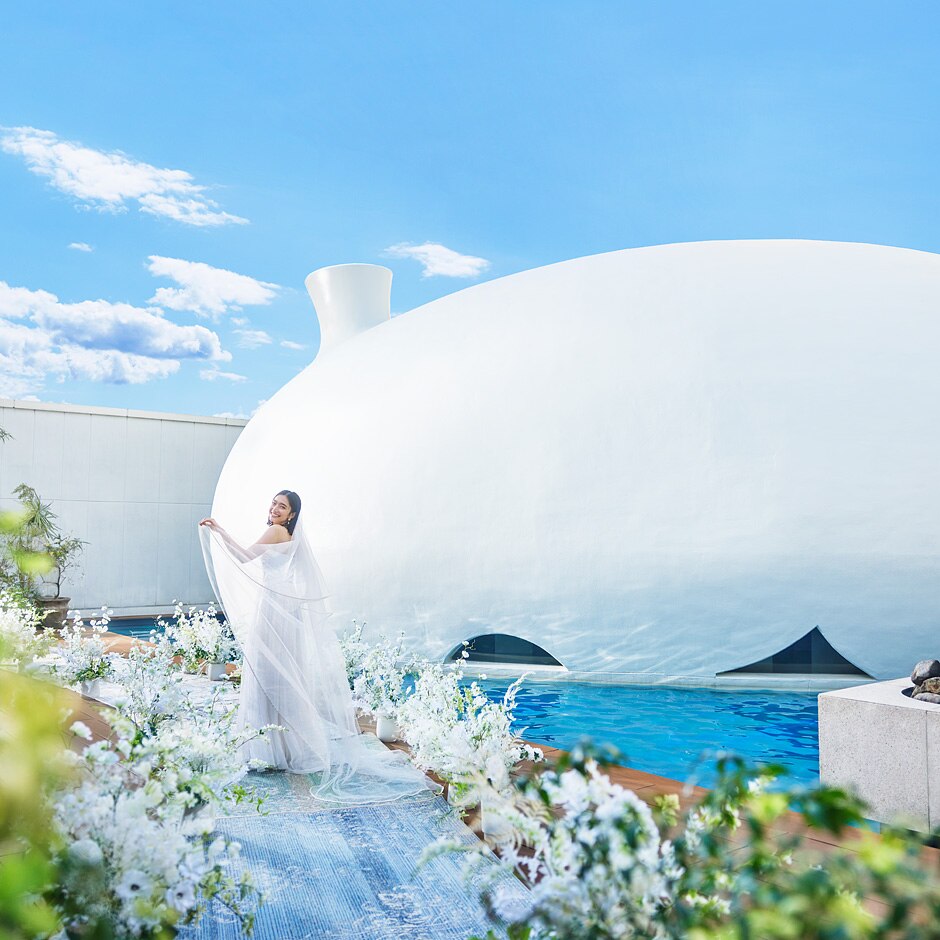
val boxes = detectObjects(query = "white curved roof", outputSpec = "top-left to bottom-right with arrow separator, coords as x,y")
214,240 -> 940,679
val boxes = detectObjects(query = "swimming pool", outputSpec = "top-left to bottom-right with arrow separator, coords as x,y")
107,619 -> 821,788
478,679 -> 820,789
108,617 -> 164,639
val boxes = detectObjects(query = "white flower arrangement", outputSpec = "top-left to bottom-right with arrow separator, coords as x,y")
422,752 -> 683,940
0,588 -> 47,666
396,660 -> 542,803
55,721 -> 261,938
52,607 -> 114,686
128,700 -> 276,811
339,619 -> 370,689
347,626 -> 415,718
160,601 -> 239,671
109,631 -> 191,736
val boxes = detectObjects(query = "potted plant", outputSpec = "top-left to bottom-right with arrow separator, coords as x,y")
53,610 -> 114,698
160,602 -> 238,680
343,626 -> 414,742
0,483 -> 85,630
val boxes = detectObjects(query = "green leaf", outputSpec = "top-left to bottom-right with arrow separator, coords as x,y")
11,549 -> 55,576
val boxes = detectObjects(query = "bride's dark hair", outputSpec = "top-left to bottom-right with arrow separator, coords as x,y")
270,489 -> 301,535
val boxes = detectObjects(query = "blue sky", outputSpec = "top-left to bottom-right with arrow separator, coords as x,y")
1,1 -> 938,416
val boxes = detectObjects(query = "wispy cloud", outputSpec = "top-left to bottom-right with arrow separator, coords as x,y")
280,339 -> 305,350
213,398 -> 265,420
384,241 -> 490,278
0,279 -> 229,396
0,126 -> 248,227
147,256 -> 279,319
200,367 -> 247,383
68,242 -> 93,252
234,328 -> 272,349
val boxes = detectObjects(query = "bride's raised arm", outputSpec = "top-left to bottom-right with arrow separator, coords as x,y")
199,517 -> 289,562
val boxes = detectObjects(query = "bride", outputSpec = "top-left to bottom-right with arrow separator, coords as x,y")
198,490 -> 431,804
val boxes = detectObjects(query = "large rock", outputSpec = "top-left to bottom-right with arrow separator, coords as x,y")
912,691 -> 940,705
911,659 -> 940,684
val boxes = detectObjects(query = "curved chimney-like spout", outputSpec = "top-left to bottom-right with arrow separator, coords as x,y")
305,263 -> 392,355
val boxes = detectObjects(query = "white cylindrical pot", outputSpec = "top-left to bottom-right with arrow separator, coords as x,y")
80,678 -> 101,699
481,796 -> 512,842
304,263 -> 392,354
206,662 -> 227,681
375,713 -> 400,743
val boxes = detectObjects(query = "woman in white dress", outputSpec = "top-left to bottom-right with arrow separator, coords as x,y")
199,491 -> 431,804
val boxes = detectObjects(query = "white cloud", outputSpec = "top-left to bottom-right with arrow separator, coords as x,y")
234,328 -> 272,349
0,279 -> 229,396
213,410 -> 250,419
280,339 -> 305,350
147,256 -> 279,318
200,367 -> 247,383
231,316 -> 249,326
0,319 -> 181,392
0,126 -> 247,227
68,242 -> 93,252
384,241 -> 490,278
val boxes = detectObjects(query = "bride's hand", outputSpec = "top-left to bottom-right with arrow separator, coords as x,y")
199,517 -> 218,529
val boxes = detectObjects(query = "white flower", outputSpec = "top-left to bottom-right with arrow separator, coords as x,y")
69,838 -> 103,866
70,721 -> 93,741
115,868 -> 153,901
0,591 -> 47,664
165,882 -> 196,911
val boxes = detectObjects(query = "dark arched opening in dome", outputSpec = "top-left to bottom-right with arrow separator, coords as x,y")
720,626 -> 871,677
446,633 -> 563,667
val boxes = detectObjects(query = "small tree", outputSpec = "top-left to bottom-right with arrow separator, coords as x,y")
0,484 -> 85,604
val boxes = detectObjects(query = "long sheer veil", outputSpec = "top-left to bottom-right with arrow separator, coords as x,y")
199,518 -> 434,804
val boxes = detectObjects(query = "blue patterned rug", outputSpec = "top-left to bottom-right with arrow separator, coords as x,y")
180,787 -> 526,939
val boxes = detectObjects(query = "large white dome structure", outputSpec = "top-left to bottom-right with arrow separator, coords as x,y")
211,240 -> 940,681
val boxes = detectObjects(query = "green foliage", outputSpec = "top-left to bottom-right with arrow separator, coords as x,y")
0,483 -> 85,603
0,672 -> 73,939
472,743 -> 940,940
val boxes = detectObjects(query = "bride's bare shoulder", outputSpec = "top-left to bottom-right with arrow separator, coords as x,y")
255,526 -> 291,545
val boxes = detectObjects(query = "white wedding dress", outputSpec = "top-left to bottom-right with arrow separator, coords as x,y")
200,519 -> 433,804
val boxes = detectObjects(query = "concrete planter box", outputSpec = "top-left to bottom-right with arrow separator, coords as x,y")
819,678 -> 940,831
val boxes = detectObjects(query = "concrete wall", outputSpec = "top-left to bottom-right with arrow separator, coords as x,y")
819,679 -> 940,831
0,399 -> 246,615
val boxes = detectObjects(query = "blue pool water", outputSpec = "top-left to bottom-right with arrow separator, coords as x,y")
107,617 -> 820,788
109,617 -> 163,639
479,679 -> 821,789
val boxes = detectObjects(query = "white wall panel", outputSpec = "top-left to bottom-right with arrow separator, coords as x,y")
123,417 -> 162,503
156,502 -> 198,605
120,501 -> 160,608
30,410 -> 72,499
0,401 -> 245,614
0,407 -> 35,501
57,411 -> 92,503
88,414 -> 127,502
191,423 -> 228,503
158,421 -> 195,503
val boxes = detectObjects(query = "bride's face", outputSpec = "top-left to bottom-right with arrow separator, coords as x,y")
268,494 -> 293,527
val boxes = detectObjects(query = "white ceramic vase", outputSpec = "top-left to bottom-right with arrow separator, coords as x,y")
481,795 -> 512,842
206,662 -> 227,681
375,713 -> 400,743
80,678 -> 101,699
